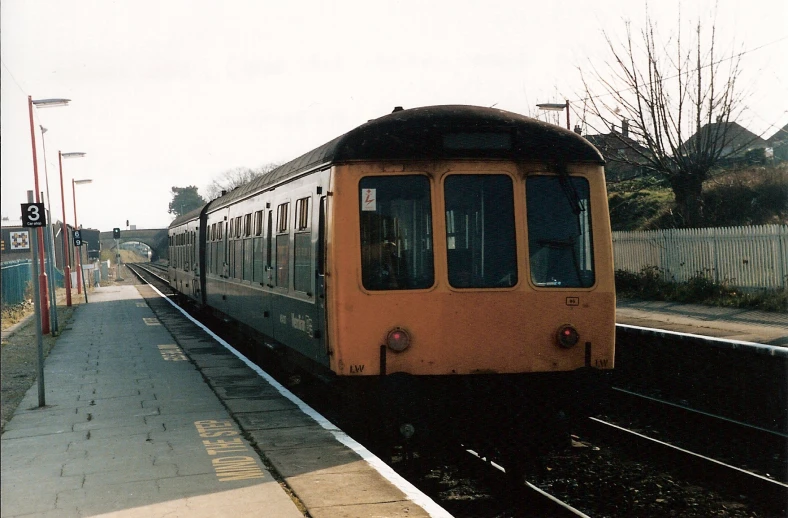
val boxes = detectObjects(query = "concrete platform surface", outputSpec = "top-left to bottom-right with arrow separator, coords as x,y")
616,298 -> 788,345
1,285 -> 446,518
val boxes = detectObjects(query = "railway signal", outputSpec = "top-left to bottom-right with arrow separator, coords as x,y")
113,227 -> 121,239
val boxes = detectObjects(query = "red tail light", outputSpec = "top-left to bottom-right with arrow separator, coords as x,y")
387,327 -> 411,352
556,324 -> 579,348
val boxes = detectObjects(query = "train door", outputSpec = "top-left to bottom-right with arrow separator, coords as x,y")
259,208 -> 275,338
216,216 -> 230,313
315,194 -> 329,365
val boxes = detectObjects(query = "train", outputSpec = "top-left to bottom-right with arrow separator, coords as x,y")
168,105 -> 615,469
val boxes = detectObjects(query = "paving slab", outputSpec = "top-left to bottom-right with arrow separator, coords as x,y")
1,285 -> 303,518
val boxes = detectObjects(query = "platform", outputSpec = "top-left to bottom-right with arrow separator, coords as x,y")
615,299 -> 788,346
0,285 -> 445,518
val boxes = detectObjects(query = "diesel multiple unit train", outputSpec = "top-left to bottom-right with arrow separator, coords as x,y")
169,105 -> 615,463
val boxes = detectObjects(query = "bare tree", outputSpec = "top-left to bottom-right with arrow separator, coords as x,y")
580,9 -> 752,227
204,163 -> 280,200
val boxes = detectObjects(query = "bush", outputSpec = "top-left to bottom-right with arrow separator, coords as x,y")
615,267 -> 787,312
608,163 -> 788,231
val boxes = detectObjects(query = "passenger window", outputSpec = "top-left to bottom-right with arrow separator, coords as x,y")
295,197 -> 310,231
444,175 -> 517,288
254,210 -> 263,236
526,176 -> 594,288
293,197 -> 312,293
276,203 -> 290,288
359,175 -> 433,290
244,214 -> 252,237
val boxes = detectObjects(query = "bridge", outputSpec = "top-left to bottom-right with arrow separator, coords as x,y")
99,228 -> 168,261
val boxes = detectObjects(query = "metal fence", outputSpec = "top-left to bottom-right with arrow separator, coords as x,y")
612,224 -> 788,290
1,259 -> 65,307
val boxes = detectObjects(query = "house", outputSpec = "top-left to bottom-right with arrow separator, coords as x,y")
584,120 -> 654,182
681,119 -> 768,164
766,123 -> 788,162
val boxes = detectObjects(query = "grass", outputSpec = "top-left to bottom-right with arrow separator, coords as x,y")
1,301 -> 35,333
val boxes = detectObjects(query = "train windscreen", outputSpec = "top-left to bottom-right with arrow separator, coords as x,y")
359,175 -> 434,290
444,174 -> 517,288
526,176 -> 595,288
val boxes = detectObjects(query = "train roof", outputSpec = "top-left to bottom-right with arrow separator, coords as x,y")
169,206 -> 204,229
206,105 -> 605,212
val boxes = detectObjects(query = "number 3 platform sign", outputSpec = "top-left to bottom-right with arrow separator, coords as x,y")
21,203 -> 47,227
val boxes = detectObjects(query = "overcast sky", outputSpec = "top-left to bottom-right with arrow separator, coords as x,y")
2,0 -> 786,232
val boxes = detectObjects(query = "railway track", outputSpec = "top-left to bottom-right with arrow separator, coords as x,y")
581,413 -> 787,514
606,386 -> 788,481
125,262 -> 785,517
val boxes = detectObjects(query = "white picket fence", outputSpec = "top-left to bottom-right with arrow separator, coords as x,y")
612,224 -> 788,290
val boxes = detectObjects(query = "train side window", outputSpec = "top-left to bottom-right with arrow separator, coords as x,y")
444,174 -> 517,288
266,211 -> 273,271
254,210 -> 263,236
243,233 -> 253,281
526,176 -> 594,288
359,175 -> 434,290
295,197 -> 310,231
276,203 -> 290,288
244,213 -> 252,237
293,197 -> 312,293
253,232 -> 264,282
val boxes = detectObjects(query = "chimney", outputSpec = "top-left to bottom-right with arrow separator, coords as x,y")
621,119 -> 629,138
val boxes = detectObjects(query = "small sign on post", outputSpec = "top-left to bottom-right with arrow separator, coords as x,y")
73,230 -> 83,247
21,203 -> 47,227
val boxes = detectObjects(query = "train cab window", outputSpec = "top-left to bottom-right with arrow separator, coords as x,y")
359,175 -> 434,290
526,176 -> 594,288
444,174 -> 517,288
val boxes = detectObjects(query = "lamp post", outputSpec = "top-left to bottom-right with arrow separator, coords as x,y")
72,178 -> 92,297
59,152 -> 86,307
536,100 -> 570,130
28,96 -> 70,334
39,125 -> 60,334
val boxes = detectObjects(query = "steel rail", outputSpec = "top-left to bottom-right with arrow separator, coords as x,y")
586,416 -> 788,513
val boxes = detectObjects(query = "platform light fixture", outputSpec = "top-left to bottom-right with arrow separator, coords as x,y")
59,152 -> 87,306
536,100 -> 570,130
28,96 -> 71,334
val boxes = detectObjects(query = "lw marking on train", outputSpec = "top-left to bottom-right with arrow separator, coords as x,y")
157,344 -> 188,361
194,420 -> 265,481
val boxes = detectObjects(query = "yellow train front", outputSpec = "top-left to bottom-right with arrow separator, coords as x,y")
323,106 -> 615,457
168,105 -> 615,463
